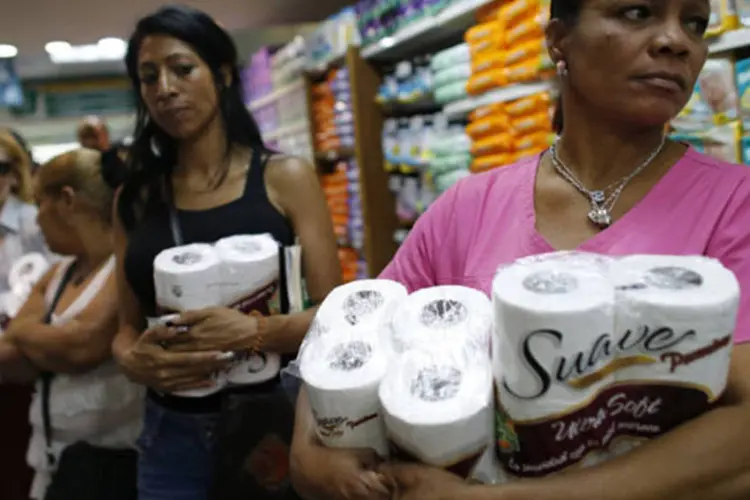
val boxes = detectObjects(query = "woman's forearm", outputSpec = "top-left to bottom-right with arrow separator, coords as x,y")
8,319 -> 111,374
259,306 -> 319,354
470,400 -> 750,500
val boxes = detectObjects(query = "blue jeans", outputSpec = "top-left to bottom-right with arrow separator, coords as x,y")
137,398 -> 220,500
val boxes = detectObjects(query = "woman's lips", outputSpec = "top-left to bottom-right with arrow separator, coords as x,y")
635,75 -> 685,93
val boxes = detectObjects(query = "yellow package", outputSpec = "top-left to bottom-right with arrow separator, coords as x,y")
505,58 -> 543,84
470,153 -> 514,173
466,21 -> 501,44
515,131 -> 552,154
500,0 -> 539,29
472,51 -> 505,74
706,0 -> 739,36
467,69 -> 507,96
512,111 -> 553,135
504,39 -> 546,66
468,34 -> 504,57
505,92 -> 552,118
467,116 -> 511,141
469,103 -> 505,122
472,134 -> 515,157
504,15 -> 545,47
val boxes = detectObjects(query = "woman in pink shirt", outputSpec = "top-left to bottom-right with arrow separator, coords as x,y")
290,0 -> 750,497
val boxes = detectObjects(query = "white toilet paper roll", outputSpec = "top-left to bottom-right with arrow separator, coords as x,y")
9,253 -> 49,290
389,285 -> 492,354
611,254 -> 738,395
492,257 -> 615,421
145,315 -> 228,398
379,346 -> 493,478
300,326 -> 389,457
316,279 -> 408,333
154,244 -> 224,313
214,233 -> 280,307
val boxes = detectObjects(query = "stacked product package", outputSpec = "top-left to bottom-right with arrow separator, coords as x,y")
0,253 -> 49,330
468,90 -> 553,173
671,57 -> 743,163
306,7 -> 361,69
312,68 -> 355,152
465,0 -> 553,97
356,0 -> 461,47
377,58 -> 436,106
320,161 -> 367,282
288,251 -> 740,483
432,44 -> 472,105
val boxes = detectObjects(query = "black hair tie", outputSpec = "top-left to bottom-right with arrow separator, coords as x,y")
100,147 -> 126,189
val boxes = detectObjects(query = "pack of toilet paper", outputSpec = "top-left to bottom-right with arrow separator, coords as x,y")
492,251 -> 739,478
151,234 -> 284,397
0,252 -> 51,331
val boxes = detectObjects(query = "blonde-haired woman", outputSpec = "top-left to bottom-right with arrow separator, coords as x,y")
0,129 -> 48,500
0,148 -> 142,500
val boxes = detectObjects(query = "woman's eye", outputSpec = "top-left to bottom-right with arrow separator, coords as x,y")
175,64 -> 194,77
686,16 -> 709,34
622,5 -> 651,20
139,73 -> 158,85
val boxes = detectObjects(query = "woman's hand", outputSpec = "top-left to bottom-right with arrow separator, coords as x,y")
380,463 -> 480,500
164,307 -> 260,353
291,442 -> 391,500
116,323 -> 233,393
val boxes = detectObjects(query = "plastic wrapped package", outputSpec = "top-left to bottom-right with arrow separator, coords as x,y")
492,251 -> 739,478
380,343 -> 495,479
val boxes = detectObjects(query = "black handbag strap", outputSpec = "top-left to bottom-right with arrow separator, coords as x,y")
41,260 -> 79,466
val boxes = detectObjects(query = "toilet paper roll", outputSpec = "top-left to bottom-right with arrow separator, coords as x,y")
145,315 -> 228,398
315,279 -> 408,333
379,345 -> 493,478
214,233 -> 280,308
9,253 -> 49,290
300,326 -> 389,457
154,244 -> 224,313
611,254 -> 738,396
492,256 -> 615,421
389,285 -> 492,354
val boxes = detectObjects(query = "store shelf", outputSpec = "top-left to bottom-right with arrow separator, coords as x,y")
306,50 -> 348,77
361,0 -> 495,61
248,79 -> 305,112
444,81 -> 555,119
315,148 -> 356,163
708,28 -> 750,54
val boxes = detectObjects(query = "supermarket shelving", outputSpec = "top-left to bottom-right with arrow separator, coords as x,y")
361,0 -> 495,61
708,28 -> 750,54
248,79 -> 305,112
444,80 -> 555,119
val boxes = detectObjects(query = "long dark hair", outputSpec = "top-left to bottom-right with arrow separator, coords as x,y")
118,4 -> 268,230
550,0 -> 582,134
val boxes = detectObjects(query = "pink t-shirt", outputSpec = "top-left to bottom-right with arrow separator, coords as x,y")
380,148 -> 750,344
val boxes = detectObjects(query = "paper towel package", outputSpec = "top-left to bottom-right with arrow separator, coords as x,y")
390,285 -> 493,354
145,315 -> 228,398
492,252 -> 739,478
214,234 -> 282,385
154,244 -> 225,313
300,326 -> 390,457
9,252 -> 49,291
379,345 -> 494,479
315,279 -> 408,333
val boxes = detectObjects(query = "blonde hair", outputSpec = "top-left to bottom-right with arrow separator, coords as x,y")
36,148 -> 115,224
0,130 -> 34,203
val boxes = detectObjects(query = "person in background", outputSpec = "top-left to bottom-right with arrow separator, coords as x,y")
77,116 -> 110,152
0,129 -> 48,500
290,0 -> 750,497
0,147 -> 142,499
112,5 -> 340,500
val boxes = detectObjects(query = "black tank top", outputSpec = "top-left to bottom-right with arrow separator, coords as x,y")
123,151 -> 295,412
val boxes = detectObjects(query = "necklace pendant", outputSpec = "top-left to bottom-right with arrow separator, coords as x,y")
588,207 -> 612,228
590,190 -> 605,203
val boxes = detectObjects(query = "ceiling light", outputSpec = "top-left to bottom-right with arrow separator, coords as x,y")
0,44 -> 18,58
45,41 -> 71,54
97,37 -> 126,52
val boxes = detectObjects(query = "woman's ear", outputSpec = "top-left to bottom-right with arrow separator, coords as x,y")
546,18 -> 569,66
58,186 -> 77,214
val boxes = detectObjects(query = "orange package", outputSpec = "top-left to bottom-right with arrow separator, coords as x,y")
504,58 -> 543,84
469,102 -> 504,122
500,0 -> 539,29
472,50 -> 504,75
467,69 -> 506,96
465,21 -> 501,45
504,15 -> 545,47
471,133 -> 515,157
514,131 -> 552,155
467,115 -> 511,141
511,111 -> 553,135
468,33 -> 504,57
476,0 -> 504,23
470,153 -> 513,173
504,92 -> 551,118
503,39 -> 546,67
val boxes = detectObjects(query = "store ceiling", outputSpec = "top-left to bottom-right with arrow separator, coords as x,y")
2,0 -> 351,78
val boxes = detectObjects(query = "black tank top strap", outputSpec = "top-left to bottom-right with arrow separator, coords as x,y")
243,149 -> 272,198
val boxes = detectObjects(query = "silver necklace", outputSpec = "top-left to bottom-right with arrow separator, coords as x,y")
549,136 -> 666,228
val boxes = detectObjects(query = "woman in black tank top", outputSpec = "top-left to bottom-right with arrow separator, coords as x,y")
111,6 -> 340,500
